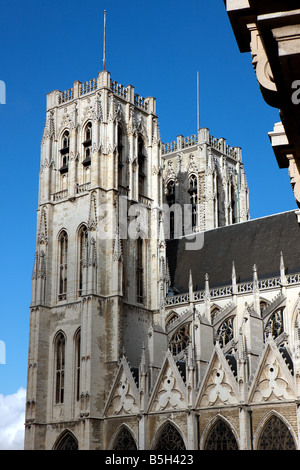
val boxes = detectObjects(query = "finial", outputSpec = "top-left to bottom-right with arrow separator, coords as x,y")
232,261 -> 236,280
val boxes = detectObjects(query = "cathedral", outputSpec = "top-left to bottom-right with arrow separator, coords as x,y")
24,4 -> 300,450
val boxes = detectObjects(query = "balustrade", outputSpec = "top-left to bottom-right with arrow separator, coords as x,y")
165,273 -> 300,307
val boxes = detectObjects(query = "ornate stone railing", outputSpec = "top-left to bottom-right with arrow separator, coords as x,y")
110,80 -> 127,98
80,79 -> 97,96
162,131 -> 239,159
162,141 -> 177,154
138,194 -> 153,207
165,273 -> 300,307
76,182 -> 91,194
58,88 -> 74,104
52,189 -> 68,201
56,75 -> 148,111
182,134 -> 198,148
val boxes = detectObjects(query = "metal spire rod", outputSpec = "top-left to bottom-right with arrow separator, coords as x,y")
103,10 -> 107,71
197,71 -> 200,131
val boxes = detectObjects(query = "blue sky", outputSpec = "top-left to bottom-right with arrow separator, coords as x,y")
0,0 -> 297,400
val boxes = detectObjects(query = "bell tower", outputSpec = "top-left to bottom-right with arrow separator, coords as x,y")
25,69 -> 167,450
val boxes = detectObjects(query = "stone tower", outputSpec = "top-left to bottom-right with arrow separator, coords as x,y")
24,70 -> 168,450
162,127 -> 249,234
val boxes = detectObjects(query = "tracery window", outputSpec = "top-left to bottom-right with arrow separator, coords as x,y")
83,122 -> 92,167
60,131 -> 70,174
216,317 -> 234,348
257,416 -> 296,450
154,423 -> 186,450
169,324 -> 190,356
55,432 -> 78,450
55,332 -> 65,404
264,309 -> 284,340
58,231 -> 68,301
113,428 -> 137,450
78,225 -> 88,296
204,419 -> 238,450
188,174 -> 197,230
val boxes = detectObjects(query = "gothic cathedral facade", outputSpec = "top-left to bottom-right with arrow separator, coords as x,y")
25,68 -> 300,450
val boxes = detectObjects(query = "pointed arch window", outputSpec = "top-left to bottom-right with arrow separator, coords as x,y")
257,415 -> 296,450
264,309 -> 284,340
83,122 -> 92,167
154,423 -> 186,450
188,174 -> 197,230
138,135 -> 146,197
216,317 -> 234,348
74,329 -> 81,401
166,180 -> 175,239
54,431 -> 78,450
136,238 -> 144,304
60,131 -> 70,174
78,225 -> 88,296
55,332 -> 66,404
113,428 -> 137,450
58,231 -> 68,301
230,183 -> 236,224
117,125 -> 124,186
214,172 -> 223,228
169,324 -> 190,357
204,419 -> 238,450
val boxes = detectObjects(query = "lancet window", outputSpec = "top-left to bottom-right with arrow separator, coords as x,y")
230,183 -> 236,224
55,332 -> 65,404
78,225 -> 88,296
138,135 -> 146,197
82,122 -> 92,167
75,329 -> 81,401
58,231 -> 68,301
117,125 -> 124,186
60,131 -> 70,174
188,174 -> 197,230
166,180 -> 175,238
136,238 -> 144,304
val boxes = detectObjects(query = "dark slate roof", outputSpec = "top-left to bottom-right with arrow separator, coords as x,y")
166,210 -> 300,294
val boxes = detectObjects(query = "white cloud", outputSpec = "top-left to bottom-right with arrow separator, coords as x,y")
0,388 -> 26,450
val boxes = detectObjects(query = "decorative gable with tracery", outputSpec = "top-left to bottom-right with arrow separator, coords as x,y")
249,338 -> 295,404
197,344 -> 238,408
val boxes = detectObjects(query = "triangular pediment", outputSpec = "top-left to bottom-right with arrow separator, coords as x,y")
104,356 -> 139,416
196,343 -> 239,408
148,349 -> 187,413
248,337 -> 296,404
